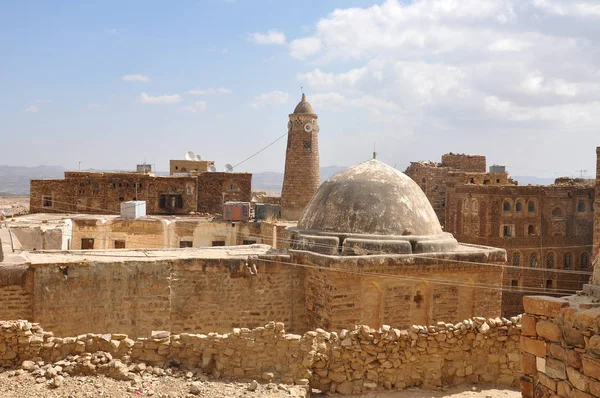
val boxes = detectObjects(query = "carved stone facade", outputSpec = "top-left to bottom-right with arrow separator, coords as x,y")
281,94 -> 320,221
30,170 -> 251,216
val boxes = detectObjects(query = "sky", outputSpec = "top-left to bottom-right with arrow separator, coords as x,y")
1,0 -> 600,178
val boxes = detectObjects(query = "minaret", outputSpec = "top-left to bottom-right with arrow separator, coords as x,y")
281,94 -> 321,220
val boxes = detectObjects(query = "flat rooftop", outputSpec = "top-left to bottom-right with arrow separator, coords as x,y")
21,244 -> 277,264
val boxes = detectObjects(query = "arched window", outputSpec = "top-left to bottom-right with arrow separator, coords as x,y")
512,252 -> 521,266
528,201 -> 535,213
546,253 -> 554,269
472,199 -> 479,214
577,201 -> 586,213
528,225 -> 536,235
564,253 -> 572,269
552,207 -> 565,219
503,201 -> 511,212
529,253 -> 538,268
464,199 -> 470,212
581,252 -> 589,269
516,201 -> 523,212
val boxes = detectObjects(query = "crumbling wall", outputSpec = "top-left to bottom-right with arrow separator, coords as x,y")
520,295 -> 600,398
441,153 -> 486,172
0,266 -> 33,321
0,317 -> 521,393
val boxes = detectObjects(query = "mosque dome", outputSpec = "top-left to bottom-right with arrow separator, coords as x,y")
292,159 -> 458,256
293,93 -> 315,114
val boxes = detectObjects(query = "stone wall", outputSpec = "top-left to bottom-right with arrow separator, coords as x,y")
0,266 -> 33,322
441,153 -> 486,172
28,254 -> 304,338
447,184 -> 594,317
0,317 -> 521,394
520,295 -> 600,398
197,172 -> 252,215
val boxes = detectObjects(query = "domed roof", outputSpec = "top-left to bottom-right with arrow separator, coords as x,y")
297,159 -> 443,236
293,93 -> 315,114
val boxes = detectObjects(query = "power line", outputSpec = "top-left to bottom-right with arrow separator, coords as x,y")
232,132 -> 288,170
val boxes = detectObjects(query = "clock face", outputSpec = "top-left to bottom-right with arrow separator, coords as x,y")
287,121 -> 292,131
304,123 -> 313,133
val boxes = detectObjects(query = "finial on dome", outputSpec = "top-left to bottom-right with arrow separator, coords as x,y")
293,91 -> 315,114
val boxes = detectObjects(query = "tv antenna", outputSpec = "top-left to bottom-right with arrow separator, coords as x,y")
185,151 -> 195,161
577,169 -> 588,178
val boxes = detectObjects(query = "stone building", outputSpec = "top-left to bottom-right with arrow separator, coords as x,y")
30,166 -> 251,216
281,94 -> 320,221
405,153 -> 515,227
407,153 -> 594,317
288,159 -> 506,331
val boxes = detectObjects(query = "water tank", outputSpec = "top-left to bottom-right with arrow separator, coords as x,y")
223,202 -> 250,221
255,204 -> 281,221
120,201 -> 146,219
489,165 -> 506,173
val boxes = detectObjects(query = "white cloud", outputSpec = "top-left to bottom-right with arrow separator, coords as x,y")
249,30 -> 286,45
289,37 -> 321,59
532,0 -> 600,17
181,101 -> 208,113
24,105 -> 39,113
122,74 -> 150,82
186,88 -> 232,95
297,68 -> 368,90
250,91 -> 289,109
138,92 -> 181,104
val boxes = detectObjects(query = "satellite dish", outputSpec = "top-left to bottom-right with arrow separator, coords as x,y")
224,164 -> 233,173
209,166 -> 216,172
194,154 -> 202,161
185,151 -> 195,161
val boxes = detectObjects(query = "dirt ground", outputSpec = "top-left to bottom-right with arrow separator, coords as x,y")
0,369 -> 519,398
0,196 -> 29,217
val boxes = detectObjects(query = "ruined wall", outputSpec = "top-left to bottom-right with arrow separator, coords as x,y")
0,317 -> 521,394
294,251 -> 504,332
31,172 -> 198,216
197,172 -> 252,215
0,266 -> 33,321
441,153 -> 486,172
520,295 -> 600,398
447,184 -> 594,317
29,255 -> 305,338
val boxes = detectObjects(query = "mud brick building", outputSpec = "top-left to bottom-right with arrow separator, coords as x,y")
30,166 -> 251,216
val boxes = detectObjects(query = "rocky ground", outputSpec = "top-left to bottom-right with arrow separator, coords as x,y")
0,196 -> 29,217
0,354 -> 519,398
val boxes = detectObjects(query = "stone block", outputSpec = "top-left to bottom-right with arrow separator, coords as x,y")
523,296 -> 569,318
546,358 -> 566,380
587,335 -> 600,357
567,366 -> 589,392
557,380 -> 573,397
536,321 -> 561,342
536,357 -> 546,373
521,336 -> 546,357
589,379 -> 600,397
562,325 -> 586,348
538,371 -> 557,392
522,314 -> 537,337
582,355 -> 600,379
549,343 -> 566,361
520,375 -> 534,398
574,308 -> 600,332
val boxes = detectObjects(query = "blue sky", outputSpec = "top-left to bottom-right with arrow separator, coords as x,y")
2,0 -> 600,177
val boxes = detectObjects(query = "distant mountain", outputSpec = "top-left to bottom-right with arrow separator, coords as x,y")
252,166 -> 346,193
512,175 -> 556,186
0,165 -> 65,195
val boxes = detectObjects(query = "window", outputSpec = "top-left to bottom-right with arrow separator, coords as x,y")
516,201 -> 523,212
242,240 -> 257,245
92,183 -> 100,189
511,280 -> 519,290
226,184 -> 238,192
159,194 -> 184,210
529,253 -> 538,268
212,241 -> 226,247
552,207 -> 564,219
512,252 -> 521,266
528,201 -> 535,213
564,253 -> 572,269
577,201 -> 586,213
179,241 -> 193,248
119,197 -> 125,202
503,201 -> 511,212
472,199 -> 479,214
528,225 -> 536,235
303,141 -> 312,149
483,179 -> 490,185
42,196 -> 53,208
81,238 -> 94,250
546,253 -> 554,269
581,252 -> 590,269
114,240 -> 126,249
546,280 -> 554,290
469,178 -> 475,184
503,225 -> 514,237
496,179 -> 500,183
